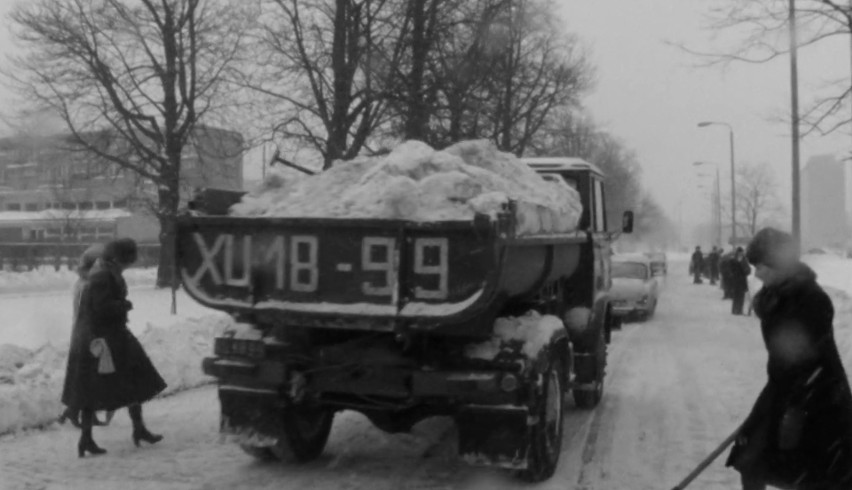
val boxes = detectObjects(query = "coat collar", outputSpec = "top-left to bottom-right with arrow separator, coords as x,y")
753,263 -> 816,318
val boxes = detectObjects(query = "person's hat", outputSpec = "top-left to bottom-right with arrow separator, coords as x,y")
104,237 -> 138,266
745,227 -> 799,268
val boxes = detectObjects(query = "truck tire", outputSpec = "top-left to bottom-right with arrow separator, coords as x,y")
518,355 -> 565,482
269,406 -> 335,463
239,444 -> 276,461
573,327 -> 605,409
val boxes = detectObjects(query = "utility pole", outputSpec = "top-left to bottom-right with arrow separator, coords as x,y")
789,0 -> 802,249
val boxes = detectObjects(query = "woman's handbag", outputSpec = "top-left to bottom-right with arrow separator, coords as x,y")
89,338 -> 116,374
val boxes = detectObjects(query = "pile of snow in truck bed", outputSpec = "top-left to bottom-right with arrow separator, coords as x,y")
231,140 -> 583,235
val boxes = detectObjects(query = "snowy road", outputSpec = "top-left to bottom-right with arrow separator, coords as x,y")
0,258 -> 799,489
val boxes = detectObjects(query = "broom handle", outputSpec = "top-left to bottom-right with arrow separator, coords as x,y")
670,425 -> 741,490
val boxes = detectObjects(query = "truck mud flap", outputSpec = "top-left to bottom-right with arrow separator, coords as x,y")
457,405 -> 529,470
218,391 -> 283,447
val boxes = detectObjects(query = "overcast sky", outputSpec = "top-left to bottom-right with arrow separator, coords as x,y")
560,0 -> 850,238
0,0 -> 848,239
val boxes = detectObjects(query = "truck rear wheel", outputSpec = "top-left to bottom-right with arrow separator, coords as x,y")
269,406 -> 335,463
573,327 -> 605,409
518,355 -> 565,482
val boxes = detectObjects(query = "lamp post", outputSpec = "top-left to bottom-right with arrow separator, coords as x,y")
698,121 -> 736,245
693,161 -> 722,246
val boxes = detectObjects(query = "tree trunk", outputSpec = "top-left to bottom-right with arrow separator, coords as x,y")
404,0 -> 432,141
155,167 -> 181,289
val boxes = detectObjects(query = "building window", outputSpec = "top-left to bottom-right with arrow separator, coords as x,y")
6,203 -> 21,211
113,199 -> 127,209
95,201 -> 111,210
61,202 -> 76,210
96,225 -> 114,239
79,202 -> 93,210
24,203 -> 39,212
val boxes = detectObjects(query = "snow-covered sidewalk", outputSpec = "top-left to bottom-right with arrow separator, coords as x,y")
0,267 -> 230,435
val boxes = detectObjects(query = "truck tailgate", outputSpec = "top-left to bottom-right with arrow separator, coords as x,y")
177,216 -> 497,321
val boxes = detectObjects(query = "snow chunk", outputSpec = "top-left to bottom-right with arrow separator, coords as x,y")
230,140 -> 583,235
465,311 -> 564,360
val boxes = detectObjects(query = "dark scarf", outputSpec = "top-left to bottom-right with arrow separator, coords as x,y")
752,263 -> 818,320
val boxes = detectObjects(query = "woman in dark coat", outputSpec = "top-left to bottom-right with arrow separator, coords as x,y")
727,227 -> 852,490
60,243 -> 113,429
66,238 -> 167,457
729,247 -> 752,315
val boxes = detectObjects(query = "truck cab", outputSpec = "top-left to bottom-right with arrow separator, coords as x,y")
523,157 -> 625,341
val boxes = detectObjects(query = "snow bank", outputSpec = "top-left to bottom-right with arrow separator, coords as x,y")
0,313 -> 231,435
465,311 -> 564,360
231,140 -> 583,235
0,266 -> 155,294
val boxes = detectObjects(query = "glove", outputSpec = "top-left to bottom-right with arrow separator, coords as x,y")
124,300 -> 134,311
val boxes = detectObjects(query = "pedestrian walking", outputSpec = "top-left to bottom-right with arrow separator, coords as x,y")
726,227 -> 852,490
66,238 -> 167,457
691,246 -> 704,284
708,246 -> 721,285
729,247 -> 751,315
720,248 -> 735,299
60,243 -> 113,429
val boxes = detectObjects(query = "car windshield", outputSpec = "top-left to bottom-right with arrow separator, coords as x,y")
612,262 -> 648,280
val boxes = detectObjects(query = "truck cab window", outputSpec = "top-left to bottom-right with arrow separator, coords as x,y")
594,179 -> 606,232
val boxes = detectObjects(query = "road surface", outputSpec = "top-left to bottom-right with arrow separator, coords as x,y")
0,258 -> 771,490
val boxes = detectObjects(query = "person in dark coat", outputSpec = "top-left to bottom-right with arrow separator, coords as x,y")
729,247 -> 751,315
67,238 -> 167,457
60,244 -> 112,429
727,227 -> 852,490
691,246 -> 704,284
708,246 -> 721,285
720,249 -> 735,299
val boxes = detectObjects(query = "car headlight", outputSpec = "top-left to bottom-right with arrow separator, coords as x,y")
637,295 -> 649,305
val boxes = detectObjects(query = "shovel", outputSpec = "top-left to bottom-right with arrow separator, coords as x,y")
670,426 -> 741,490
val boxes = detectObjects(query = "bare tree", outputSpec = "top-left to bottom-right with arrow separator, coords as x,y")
732,162 -> 786,237
682,0 -> 852,136
484,0 -> 592,155
5,0 -> 251,286
249,0 -> 392,169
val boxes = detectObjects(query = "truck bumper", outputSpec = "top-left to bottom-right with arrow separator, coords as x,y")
202,357 -> 286,391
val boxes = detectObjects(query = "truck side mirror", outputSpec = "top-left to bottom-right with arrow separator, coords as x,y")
622,211 -> 634,233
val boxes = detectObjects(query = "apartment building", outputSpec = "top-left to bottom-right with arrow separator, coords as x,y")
801,153 -> 851,251
0,125 -> 243,243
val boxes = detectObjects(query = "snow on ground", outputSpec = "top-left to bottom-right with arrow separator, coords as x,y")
3,253 -> 852,488
0,268 -> 230,436
231,140 -> 583,235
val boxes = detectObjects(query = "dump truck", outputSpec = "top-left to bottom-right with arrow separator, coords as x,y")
177,156 -> 631,482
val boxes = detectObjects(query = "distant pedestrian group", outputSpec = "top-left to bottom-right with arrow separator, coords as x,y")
691,244 -> 752,315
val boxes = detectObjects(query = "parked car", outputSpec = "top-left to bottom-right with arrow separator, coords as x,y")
644,252 -> 667,276
610,254 -> 659,321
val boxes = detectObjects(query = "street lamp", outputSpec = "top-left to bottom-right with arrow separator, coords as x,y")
693,161 -> 722,247
698,121 -> 737,245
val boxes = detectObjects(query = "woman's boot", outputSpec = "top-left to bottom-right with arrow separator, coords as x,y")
129,403 -> 163,447
77,409 -> 107,458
